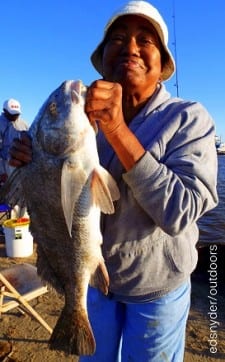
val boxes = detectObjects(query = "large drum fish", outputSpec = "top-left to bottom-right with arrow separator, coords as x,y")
0,80 -> 120,356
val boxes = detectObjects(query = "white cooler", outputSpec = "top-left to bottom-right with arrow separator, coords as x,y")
3,218 -> 33,257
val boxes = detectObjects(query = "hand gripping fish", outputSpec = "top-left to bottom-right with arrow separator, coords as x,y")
0,80 -> 120,356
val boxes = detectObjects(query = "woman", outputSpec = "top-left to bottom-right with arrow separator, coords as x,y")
9,1 -> 218,361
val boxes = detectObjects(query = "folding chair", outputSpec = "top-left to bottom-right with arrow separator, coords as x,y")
0,263 -> 52,334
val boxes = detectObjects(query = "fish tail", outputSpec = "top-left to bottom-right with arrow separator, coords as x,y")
49,307 -> 96,356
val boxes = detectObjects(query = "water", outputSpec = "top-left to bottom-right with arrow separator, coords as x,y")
198,155 -> 225,245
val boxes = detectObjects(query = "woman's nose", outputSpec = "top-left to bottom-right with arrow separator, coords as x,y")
122,37 -> 139,54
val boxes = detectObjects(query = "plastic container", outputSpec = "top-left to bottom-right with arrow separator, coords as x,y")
3,218 -> 33,257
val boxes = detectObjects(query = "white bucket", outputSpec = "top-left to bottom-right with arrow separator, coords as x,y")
3,218 -> 33,258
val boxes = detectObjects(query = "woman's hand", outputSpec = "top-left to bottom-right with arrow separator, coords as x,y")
9,131 -> 32,167
85,80 -> 126,136
0,173 -> 8,185
85,80 -> 145,171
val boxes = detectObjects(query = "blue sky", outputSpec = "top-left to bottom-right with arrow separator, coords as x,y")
1,0 -> 224,140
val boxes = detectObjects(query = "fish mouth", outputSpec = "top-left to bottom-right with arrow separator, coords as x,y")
61,80 -> 87,104
70,80 -> 87,99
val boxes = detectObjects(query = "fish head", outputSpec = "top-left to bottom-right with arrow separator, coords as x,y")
31,80 -> 90,156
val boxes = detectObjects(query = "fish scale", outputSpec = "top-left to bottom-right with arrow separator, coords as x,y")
0,79 -> 120,356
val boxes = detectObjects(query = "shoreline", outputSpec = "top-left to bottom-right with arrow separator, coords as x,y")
0,240 -> 225,361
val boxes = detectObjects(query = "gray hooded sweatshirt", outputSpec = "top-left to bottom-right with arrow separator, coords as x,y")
97,84 -> 218,302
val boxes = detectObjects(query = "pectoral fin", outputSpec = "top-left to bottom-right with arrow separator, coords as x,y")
61,160 -> 87,236
91,166 -> 120,214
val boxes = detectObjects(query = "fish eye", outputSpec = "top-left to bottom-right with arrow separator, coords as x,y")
49,102 -> 58,118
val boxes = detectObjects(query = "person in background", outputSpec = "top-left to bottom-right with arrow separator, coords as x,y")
0,98 -> 29,217
0,98 -> 28,183
8,1 -> 218,361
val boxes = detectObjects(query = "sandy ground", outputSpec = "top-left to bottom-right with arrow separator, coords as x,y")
0,236 -> 224,362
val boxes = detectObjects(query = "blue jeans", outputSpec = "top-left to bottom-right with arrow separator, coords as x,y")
80,280 -> 191,362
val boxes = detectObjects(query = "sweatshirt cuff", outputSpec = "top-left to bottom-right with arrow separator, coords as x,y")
123,151 -> 162,190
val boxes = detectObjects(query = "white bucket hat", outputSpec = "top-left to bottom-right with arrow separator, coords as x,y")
3,98 -> 21,115
91,0 -> 175,81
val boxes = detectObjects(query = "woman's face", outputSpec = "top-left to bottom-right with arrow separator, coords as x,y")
102,15 -> 163,95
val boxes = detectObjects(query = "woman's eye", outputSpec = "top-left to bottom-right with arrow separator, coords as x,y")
109,33 -> 125,43
139,36 -> 155,45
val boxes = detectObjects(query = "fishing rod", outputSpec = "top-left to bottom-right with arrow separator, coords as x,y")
172,0 -> 179,97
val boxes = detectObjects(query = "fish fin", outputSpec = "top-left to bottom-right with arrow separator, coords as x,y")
90,262 -> 109,295
98,166 -> 120,202
50,307 -> 95,356
0,168 -> 26,208
91,167 -> 120,214
61,160 -> 87,236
